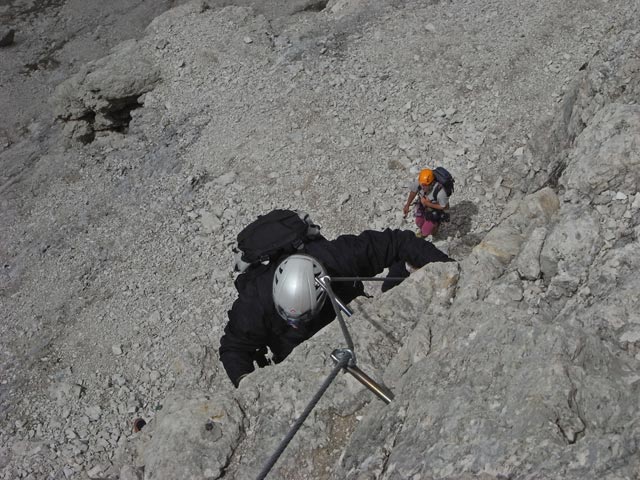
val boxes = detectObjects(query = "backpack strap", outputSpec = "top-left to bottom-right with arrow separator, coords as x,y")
432,183 -> 442,200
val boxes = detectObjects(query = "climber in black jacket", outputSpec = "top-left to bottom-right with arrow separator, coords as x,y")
219,228 -> 452,387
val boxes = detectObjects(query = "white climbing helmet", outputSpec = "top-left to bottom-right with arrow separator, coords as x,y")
272,254 -> 327,327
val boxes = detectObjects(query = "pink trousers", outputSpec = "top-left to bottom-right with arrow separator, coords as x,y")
416,216 -> 438,237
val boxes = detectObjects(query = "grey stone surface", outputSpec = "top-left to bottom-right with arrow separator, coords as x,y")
515,226 -> 547,281
135,391 -> 244,479
562,104 -> 640,198
335,304 -> 639,479
1,0 -> 640,479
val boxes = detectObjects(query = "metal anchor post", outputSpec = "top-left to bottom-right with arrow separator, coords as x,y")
316,275 -> 353,317
331,349 -> 394,404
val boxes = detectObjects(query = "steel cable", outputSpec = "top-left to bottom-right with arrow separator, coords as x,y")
255,353 -> 350,480
256,274 -> 398,479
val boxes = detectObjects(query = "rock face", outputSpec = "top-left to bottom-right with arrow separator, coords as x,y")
333,101 -> 640,478
114,4 -> 638,478
525,29 -> 640,194
52,40 -> 161,142
135,392 -> 244,479
1,0 -> 640,479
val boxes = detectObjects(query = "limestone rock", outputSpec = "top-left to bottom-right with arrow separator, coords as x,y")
2,0 -> 640,478
539,207 -> 602,282
515,226 -> 547,280
138,391 -> 244,479
52,40 -> 160,138
561,104 -> 640,198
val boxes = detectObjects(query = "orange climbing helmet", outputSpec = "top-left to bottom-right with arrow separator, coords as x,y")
418,168 -> 435,186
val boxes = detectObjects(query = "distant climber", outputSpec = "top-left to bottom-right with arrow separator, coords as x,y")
402,167 -> 454,239
219,210 -> 452,387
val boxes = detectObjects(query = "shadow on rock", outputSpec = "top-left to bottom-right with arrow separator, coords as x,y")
438,201 -> 482,259
443,201 -> 478,238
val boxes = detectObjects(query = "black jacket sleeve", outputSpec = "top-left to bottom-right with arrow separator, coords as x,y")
306,228 -> 452,279
219,296 -> 264,387
219,262 -> 282,388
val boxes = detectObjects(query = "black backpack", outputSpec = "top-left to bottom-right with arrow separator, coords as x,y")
433,166 -> 455,197
236,209 -> 320,267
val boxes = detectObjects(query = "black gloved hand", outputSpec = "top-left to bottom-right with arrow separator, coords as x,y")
252,347 -> 272,368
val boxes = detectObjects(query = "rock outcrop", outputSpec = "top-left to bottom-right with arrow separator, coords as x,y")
52,40 -> 161,142
116,6 -> 640,478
